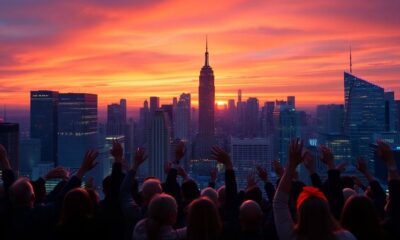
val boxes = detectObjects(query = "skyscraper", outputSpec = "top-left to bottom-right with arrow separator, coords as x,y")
344,72 -> 385,167
58,93 -> 98,170
174,93 -> 191,141
0,123 -> 19,172
30,90 -> 59,165
195,38 -> 216,158
231,137 -> 273,190
397,100 -> 400,131
245,97 -> 259,137
287,96 -> 295,109
273,100 -> 297,164
150,96 -> 160,113
261,101 -> 275,137
384,92 -> 398,132
106,100 -> 126,136
316,104 -> 344,134
149,110 -> 171,180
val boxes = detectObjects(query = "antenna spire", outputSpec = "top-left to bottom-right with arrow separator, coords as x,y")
350,45 -> 352,73
205,35 -> 209,66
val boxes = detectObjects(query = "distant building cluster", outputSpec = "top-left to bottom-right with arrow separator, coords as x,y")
1,44 -> 400,190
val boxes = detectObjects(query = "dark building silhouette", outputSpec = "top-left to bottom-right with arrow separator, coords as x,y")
58,93 -> 98,170
344,72 -> 385,167
150,96 -> 160,113
30,90 -> 59,165
0,123 -> 19,172
107,99 -> 127,136
195,38 -> 216,158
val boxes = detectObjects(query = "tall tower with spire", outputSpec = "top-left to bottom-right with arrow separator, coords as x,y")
195,37 -> 216,158
350,46 -> 352,73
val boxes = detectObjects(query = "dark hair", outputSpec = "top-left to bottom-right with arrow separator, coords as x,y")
341,196 -> 385,240
296,197 -> 340,240
60,188 -> 94,224
244,186 -> 263,205
181,179 -> 200,202
187,197 -> 222,240
145,193 -> 177,240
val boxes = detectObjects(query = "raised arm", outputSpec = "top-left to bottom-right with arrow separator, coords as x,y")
319,145 -> 344,219
303,151 -> 322,189
120,147 -> 146,222
257,165 -> 276,202
211,146 -> 238,216
273,139 -> 305,240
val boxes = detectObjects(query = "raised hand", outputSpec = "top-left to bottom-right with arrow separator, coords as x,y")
288,138 -> 304,171
319,145 -> 335,170
376,140 -> 398,180
132,147 -> 147,171
110,139 -> 123,162
273,160 -> 284,178
211,146 -> 233,170
356,156 -> 368,174
0,144 -> 11,170
376,140 -> 395,168
175,140 -> 186,164
44,166 -> 69,180
247,172 -> 257,189
256,165 -> 268,182
210,168 -> 218,183
77,149 -> 99,180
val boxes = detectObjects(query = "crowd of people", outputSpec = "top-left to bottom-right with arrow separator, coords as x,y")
0,138 -> 399,240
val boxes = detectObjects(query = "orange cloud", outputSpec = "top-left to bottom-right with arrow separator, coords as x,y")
1,0 -> 400,117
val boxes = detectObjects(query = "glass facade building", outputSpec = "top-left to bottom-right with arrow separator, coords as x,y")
344,72 -> 385,169
58,93 -> 98,170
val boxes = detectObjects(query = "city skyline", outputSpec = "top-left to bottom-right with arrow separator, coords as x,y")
1,1 -> 400,113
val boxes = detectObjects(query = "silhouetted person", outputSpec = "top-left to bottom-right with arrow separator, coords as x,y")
341,195 -> 389,240
186,197 -> 222,240
132,193 -> 185,240
273,139 -> 356,240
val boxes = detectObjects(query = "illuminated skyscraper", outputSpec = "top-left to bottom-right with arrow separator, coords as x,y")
58,93 -> 98,170
174,93 -> 191,141
149,110 -> 171,180
195,38 -> 216,158
344,72 -> 385,167
384,92 -> 398,132
106,99 -> 127,136
30,90 -> 59,165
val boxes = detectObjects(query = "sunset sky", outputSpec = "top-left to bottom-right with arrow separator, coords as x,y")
1,0 -> 400,116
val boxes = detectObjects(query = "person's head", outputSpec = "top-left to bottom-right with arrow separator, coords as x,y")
9,178 -> 35,209
145,193 -> 177,240
181,179 -> 200,202
341,196 -> 383,240
217,185 -> 226,205
239,200 -> 263,231
142,178 -> 162,205
187,197 -> 222,240
102,175 -> 111,196
60,188 -> 94,224
201,187 -> 218,206
296,187 -> 339,240
343,188 -> 357,202
244,186 -> 263,205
